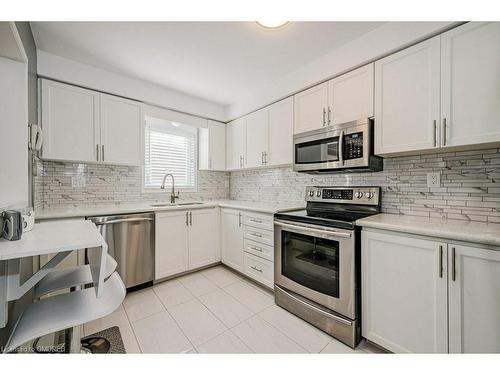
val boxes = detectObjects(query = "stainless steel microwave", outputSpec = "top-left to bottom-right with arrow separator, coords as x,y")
293,118 -> 382,173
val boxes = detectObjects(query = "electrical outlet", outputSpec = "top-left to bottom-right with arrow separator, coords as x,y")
71,175 -> 86,188
427,172 -> 440,188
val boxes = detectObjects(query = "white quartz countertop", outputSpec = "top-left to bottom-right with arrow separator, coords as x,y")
0,220 -> 105,260
36,200 -> 304,220
356,213 -> 500,247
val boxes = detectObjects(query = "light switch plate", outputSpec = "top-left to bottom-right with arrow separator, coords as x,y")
71,175 -> 86,188
427,172 -> 440,188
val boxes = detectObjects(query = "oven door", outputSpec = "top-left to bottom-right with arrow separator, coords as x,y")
274,219 -> 356,319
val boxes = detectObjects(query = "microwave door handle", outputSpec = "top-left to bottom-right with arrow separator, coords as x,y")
338,130 -> 344,166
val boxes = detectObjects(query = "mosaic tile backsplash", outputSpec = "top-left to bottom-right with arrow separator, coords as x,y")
230,148 -> 500,223
34,161 -> 230,209
36,147 -> 500,223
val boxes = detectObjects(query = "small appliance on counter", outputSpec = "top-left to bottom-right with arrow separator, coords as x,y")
273,186 -> 381,348
1,210 -> 23,241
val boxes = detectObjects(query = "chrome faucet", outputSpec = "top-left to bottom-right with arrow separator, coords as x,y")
160,173 -> 180,204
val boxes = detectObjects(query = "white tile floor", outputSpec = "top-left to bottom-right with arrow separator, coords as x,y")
84,265 -> 385,354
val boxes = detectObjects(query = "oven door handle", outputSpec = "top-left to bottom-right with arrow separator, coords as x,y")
275,285 -> 353,326
274,220 -> 352,238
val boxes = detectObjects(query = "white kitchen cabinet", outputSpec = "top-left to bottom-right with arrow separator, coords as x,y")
294,82 -> 329,134
198,120 -> 226,171
245,108 -> 269,168
440,22 -> 500,148
41,79 -> 100,163
221,208 -> 244,272
448,244 -> 500,353
226,117 -> 246,170
155,211 -> 189,279
362,230 -> 448,353
188,208 -> 219,269
268,97 -> 294,166
100,93 -> 142,165
328,64 -> 374,125
374,36 -> 441,155
41,79 -> 142,165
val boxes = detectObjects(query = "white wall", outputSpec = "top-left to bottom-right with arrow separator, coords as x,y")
226,22 -> 457,120
0,57 -> 28,210
37,50 -> 227,122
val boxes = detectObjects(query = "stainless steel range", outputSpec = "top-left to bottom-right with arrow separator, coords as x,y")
274,186 -> 381,348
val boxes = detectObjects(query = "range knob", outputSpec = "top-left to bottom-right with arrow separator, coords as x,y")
355,191 -> 364,199
308,190 -> 315,197
316,191 -> 322,197
366,192 -> 375,200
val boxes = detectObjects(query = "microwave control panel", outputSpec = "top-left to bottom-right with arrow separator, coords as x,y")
344,132 -> 364,160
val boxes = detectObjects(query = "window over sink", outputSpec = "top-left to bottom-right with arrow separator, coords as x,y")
143,115 -> 197,191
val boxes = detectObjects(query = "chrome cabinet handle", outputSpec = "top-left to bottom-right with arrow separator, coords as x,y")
438,245 -> 443,278
433,120 -> 437,147
238,213 -> 242,227
322,107 -> 326,126
250,266 -> 263,273
102,145 -> 105,161
261,151 -> 264,165
250,246 -> 263,252
185,211 -> 189,226
249,232 -> 262,238
96,144 -> 99,161
249,219 -> 263,223
189,211 -> 192,226
328,106 -> 331,125
443,118 -> 447,146
451,247 -> 456,281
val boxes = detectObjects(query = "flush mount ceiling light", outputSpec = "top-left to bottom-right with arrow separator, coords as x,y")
256,21 -> 290,30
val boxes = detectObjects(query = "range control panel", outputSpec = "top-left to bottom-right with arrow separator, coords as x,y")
305,186 -> 380,205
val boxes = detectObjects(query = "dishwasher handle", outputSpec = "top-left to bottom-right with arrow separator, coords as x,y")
93,217 -> 154,226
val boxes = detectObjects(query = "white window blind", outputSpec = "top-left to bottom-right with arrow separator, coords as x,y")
144,116 -> 197,190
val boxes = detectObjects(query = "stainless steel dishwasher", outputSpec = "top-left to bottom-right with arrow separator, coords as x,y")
88,212 -> 155,289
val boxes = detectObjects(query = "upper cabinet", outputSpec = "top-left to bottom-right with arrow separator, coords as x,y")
375,22 -> 500,156
41,79 -> 100,163
199,120 -> 226,171
294,64 -> 374,135
268,97 -> 294,165
246,108 -> 269,168
374,37 -> 441,155
328,64 -> 374,125
226,117 -> 246,170
440,22 -> 500,148
40,79 -> 142,165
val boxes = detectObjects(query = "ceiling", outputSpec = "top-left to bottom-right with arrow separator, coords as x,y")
31,22 -> 383,107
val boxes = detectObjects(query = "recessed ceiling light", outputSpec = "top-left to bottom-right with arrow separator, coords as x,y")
256,21 -> 290,30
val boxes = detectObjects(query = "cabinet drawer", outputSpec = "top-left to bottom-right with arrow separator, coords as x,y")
243,252 -> 274,288
243,226 -> 273,246
243,212 -> 274,231
244,238 -> 274,262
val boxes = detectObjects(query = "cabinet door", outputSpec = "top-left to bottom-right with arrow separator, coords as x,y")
328,64 -> 374,125
198,120 -> 226,171
226,117 -> 246,170
41,79 -> 99,162
448,244 -> 500,353
293,82 -> 328,134
100,94 -> 142,165
155,211 -> 189,279
245,108 -> 269,168
221,209 -> 244,272
374,37 -> 441,155
188,208 -> 219,269
362,230 -> 448,353
441,22 -> 500,147
268,97 -> 293,166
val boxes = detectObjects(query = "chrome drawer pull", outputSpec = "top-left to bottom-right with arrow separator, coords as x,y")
249,219 -> 263,223
250,246 -> 263,252
250,232 -> 262,237
250,266 -> 263,273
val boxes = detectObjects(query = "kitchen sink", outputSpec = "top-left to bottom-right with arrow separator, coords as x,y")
150,202 -> 204,207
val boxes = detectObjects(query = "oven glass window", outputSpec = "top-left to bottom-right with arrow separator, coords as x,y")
281,231 -> 340,298
295,137 -> 339,164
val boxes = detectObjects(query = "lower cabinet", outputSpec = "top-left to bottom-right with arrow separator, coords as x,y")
362,229 -> 500,353
221,209 -> 244,272
155,208 -> 219,280
221,208 -> 274,288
